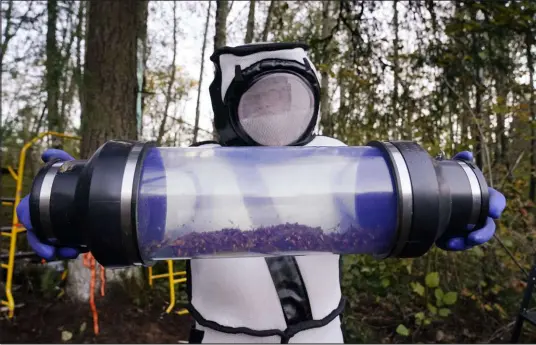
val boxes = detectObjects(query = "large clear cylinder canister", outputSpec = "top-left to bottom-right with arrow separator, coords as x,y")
29,139 -> 490,268
136,146 -> 398,261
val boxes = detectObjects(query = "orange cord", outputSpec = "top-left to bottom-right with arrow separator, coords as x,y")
39,252 -> 106,335
83,252 -> 106,335
99,265 -> 105,297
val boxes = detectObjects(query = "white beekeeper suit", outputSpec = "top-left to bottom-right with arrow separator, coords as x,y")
181,43 -> 347,343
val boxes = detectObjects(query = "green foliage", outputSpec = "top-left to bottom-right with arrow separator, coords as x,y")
396,324 -> 410,336
411,281 -> 425,297
116,268 -> 150,307
39,266 -> 63,299
434,287 -> 444,303
327,2 -> 536,339
439,308 -> 451,317
2,0 -> 536,343
22,264 -> 64,299
443,292 -> 458,306
425,272 -> 440,288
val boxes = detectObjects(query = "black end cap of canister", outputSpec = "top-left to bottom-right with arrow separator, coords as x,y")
454,158 -> 490,231
79,140 -> 155,268
29,158 -> 63,245
390,141 -> 442,258
368,141 -> 442,258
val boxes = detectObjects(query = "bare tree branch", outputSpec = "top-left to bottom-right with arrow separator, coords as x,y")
193,0 -> 212,144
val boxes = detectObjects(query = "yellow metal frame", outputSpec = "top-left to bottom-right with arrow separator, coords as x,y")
148,261 -> 189,315
1,131 -> 80,318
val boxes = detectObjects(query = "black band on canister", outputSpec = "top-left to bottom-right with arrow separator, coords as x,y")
50,160 -> 91,247
454,159 -> 489,230
368,141 -> 444,258
29,140 -> 154,267
369,140 -> 490,259
80,140 -> 154,268
29,137 -> 490,266
29,159 -> 63,245
367,141 -> 413,259
390,141 -> 443,258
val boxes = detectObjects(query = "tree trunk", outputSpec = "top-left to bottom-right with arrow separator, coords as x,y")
470,9 -> 483,168
337,68 -> 347,141
74,1 -> 85,115
319,0 -> 332,137
526,31 -> 536,202
495,77 -> 508,165
69,0 -> 146,302
261,0 -> 274,42
0,0 -> 14,198
193,1 -> 212,144
156,1 -> 178,145
136,1 -> 149,61
58,2 -> 77,131
212,0 -> 229,138
244,0 -> 255,44
214,0 -> 229,50
80,1 -> 139,155
46,0 -> 63,146
136,0 -> 149,138
473,81 -> 483,168
460,86 -> 469,152
391,0 -> 400,140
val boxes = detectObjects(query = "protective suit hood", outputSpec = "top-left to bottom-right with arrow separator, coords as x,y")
209,42 -> 321,147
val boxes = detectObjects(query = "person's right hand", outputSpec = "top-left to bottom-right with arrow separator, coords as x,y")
16,149 -> 81,260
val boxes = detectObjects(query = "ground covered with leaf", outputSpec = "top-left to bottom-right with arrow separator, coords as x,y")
0,261 -> 194,344
0,285 -> 193,343
2,253 -> 536,344
2,278 -> 534,344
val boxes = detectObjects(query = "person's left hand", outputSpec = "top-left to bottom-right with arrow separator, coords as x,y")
17,149 -> 81,260
436,151 -> 506,251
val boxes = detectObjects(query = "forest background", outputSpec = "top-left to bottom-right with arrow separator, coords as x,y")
1,0 -> 536,343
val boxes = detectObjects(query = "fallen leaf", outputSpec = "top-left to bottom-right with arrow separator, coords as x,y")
396,324 -> 410,336
436,330 -> 445,342
61,330 -> 73,342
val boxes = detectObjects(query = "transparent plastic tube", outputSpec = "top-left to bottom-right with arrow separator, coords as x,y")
136,146 -> 398,261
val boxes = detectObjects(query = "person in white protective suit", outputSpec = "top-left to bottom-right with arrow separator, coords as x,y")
179,42 -> 506,343
18,42 -> 505,344
183,42 -> 348,343
15,42 -> 344,343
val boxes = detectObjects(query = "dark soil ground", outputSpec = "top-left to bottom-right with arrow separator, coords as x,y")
1,259 -> 535,344
3,287 -> 534,344
0,287 -> 193,343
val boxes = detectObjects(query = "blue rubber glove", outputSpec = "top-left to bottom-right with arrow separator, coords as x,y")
436,151 -> 507,251
16,149 -> 81,260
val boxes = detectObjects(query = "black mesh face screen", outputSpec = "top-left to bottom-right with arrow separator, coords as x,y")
237,73 -> 315,146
